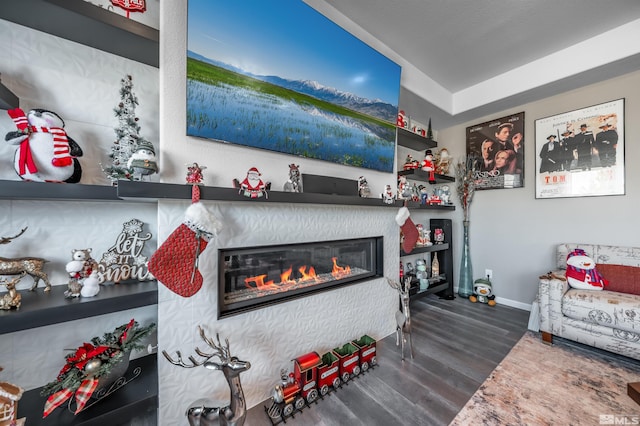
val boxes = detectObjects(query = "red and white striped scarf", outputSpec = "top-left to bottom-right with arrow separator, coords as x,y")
7,108 -> 73,176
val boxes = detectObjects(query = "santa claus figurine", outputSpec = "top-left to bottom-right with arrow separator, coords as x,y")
421,149 -> 436,183
234,166 -> 269,198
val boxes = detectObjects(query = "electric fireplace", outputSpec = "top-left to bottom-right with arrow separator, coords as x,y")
218,237 -> 383,318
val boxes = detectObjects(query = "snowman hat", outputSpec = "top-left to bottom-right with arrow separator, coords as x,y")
567,248 -> 589,260
135,140 -> 156,154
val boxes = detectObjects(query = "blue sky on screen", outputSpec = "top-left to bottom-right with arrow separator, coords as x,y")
187,0 -> 401,106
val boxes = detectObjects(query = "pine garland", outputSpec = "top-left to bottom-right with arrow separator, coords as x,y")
41,320 -> 156,397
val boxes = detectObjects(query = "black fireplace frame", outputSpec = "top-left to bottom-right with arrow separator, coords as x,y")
217,236 -> 384,318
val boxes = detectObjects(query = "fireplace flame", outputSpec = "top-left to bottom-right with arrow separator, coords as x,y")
331,257 -> 351,279
280,266 -> 295,284
243,257 -> 352,290
244,274 -> 273,288
298,266 -> 318,282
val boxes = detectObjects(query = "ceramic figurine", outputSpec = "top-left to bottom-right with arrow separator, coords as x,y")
283,164 -> 303,193
381,184 -> 395,204
358,176 -> 371,198
397,175 -> 412,200
415,259 -> 429,290
186,163 -> 207,185
421,149 -> 436,183
234,167 -> 270,199
127,140 -> 158,181
0,274 -> 24,310
435,148 -> 451,175
434,228 -> 445,244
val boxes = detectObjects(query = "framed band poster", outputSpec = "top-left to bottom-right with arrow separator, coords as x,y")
534,99 -> 624,199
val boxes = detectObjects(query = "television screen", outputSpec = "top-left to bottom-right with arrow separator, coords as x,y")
186,0 -> 402,173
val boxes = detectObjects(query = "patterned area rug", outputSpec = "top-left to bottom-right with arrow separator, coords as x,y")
451,331 -> 640,425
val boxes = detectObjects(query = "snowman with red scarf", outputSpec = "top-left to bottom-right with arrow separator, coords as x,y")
565,249 -> 608,290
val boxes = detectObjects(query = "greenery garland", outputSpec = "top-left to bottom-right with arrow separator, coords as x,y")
41,319 -> 156,397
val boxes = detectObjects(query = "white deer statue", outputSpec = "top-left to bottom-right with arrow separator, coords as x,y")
162,326 -> 251,426
387,277 -> 414,360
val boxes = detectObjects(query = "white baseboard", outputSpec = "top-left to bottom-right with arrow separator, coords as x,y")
494,296 -> 531,311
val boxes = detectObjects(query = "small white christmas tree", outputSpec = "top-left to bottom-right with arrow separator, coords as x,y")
103,75 -> 152,183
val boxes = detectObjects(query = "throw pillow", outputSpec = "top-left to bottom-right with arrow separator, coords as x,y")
597,264 -> 640,296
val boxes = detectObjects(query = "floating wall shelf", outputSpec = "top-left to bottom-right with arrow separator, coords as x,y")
0,79 -> 19,110
0,0 -> 159,67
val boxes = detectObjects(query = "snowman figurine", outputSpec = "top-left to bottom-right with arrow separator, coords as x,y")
127,140 -> 158,181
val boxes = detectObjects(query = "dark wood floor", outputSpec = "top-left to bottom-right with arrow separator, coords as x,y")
244,294 -> 531,426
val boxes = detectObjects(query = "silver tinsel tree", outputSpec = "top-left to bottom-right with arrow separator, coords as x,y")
102,75 -> 151,183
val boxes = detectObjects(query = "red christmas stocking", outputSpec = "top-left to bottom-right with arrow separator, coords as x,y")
396,207 -> 418,254
149,201 -> 220,297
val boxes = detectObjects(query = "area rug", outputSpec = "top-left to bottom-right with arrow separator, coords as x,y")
451,331 -> 640,425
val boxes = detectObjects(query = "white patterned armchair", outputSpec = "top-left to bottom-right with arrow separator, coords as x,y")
538,243 -> 640,360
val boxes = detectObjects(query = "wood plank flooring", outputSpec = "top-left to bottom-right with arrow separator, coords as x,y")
244,294 -> 531,426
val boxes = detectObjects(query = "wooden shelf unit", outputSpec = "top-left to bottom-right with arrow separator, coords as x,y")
400,218 -> 455,300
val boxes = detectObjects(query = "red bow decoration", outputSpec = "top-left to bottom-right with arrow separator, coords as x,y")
43,343 -> 111,417
43,378 -> 99,417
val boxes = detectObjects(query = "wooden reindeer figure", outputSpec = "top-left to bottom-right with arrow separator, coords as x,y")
162,326 -> 251,426
387,277 -> 414,360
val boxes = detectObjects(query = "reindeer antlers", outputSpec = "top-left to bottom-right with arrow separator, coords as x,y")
162,326 -> 231,368
386,277 -> 412,294
0,227 -> 27,245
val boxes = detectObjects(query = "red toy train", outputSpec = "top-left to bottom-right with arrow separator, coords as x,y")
266,335 -> 377,421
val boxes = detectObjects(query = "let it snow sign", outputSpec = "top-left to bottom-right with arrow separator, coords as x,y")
99,218 -> 154,283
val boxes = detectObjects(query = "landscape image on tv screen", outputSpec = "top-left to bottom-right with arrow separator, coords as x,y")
186,0 -> 402,173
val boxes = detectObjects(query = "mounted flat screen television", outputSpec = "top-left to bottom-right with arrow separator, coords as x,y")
186,0 -> 402,173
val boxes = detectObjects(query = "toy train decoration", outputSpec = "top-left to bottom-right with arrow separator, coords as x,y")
265,335 -> 377,422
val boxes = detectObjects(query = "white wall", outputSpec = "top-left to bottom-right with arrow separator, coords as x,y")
439,69 -> 640,309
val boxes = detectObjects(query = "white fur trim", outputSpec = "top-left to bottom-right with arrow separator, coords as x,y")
395,207 -> 410,226
184,202 -> 222,237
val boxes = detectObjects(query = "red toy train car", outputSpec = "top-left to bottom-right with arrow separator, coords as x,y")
266,335 -> 377,421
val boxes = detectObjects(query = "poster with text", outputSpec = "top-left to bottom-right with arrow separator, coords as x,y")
466,112 -> 525,190
535,99 -> 624,199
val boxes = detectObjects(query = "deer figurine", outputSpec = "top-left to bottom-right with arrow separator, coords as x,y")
0,227 -> 51,291
387,277 -> 414,360
162,326 -> 251,426
0,273 -> 25,310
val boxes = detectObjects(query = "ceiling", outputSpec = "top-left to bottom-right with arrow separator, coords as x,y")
307,0 -> 640,129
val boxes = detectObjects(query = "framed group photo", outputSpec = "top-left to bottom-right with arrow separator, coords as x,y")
466,112 -> 525,190
534,99 -> 625,199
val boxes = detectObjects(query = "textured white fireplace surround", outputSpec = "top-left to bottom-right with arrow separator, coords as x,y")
157,200 -> 398,423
